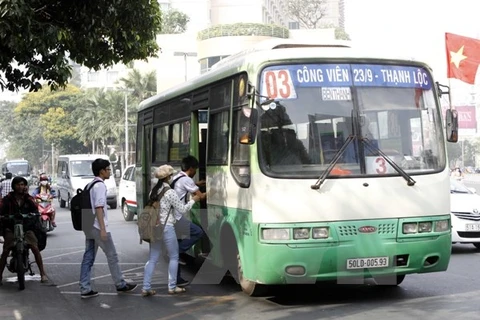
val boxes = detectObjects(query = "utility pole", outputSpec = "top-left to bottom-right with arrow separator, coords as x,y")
173,51 -> 198,81
125,92 -> 128,167
51,143 -> 54,177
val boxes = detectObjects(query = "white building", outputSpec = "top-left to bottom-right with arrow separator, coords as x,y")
80,0 -> 344,91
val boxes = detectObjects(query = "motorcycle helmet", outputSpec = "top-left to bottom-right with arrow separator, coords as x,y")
11,176 -> 28,189
39,174 -> 49,186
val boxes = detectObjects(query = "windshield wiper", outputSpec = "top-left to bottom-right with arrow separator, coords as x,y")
311,135 -> 355,190
362,137 -> 416,186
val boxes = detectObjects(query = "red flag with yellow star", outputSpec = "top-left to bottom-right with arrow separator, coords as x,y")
446,33 -> 480,84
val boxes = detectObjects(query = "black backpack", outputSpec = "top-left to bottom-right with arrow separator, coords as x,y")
70,180 -> 102,232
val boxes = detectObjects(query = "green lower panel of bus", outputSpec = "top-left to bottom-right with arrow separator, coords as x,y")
242,216 -> 451,285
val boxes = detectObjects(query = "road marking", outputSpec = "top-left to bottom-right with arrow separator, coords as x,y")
42,246 -> 85,251
13,310 -> 22,320
155,296 -> 235,320
42,250 -> 86,260
56,265 -> 145,288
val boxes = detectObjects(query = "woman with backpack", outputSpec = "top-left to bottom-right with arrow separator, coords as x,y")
142,164 -> 201,296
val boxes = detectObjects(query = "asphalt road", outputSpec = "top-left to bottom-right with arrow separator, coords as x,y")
1,197 -> 480,320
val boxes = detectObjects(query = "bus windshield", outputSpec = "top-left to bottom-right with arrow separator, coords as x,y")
258,63 -> 445,177
6,162 -> 30,176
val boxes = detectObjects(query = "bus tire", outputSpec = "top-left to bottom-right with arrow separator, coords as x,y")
236,252 -> 268,297
374,274 -> 405,286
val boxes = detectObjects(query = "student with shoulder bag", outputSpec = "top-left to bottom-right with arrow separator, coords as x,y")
142,165 -> 201,296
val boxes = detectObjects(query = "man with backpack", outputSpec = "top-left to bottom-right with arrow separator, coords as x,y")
78,158 -> 137,298
171,155 -> 206,286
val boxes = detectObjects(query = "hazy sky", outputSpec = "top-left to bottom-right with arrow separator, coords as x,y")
345,0 -> 480,88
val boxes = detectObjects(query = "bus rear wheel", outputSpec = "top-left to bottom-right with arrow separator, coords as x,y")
236,253 -> 268,296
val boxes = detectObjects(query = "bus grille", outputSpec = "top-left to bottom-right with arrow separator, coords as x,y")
337,223 -> 396,237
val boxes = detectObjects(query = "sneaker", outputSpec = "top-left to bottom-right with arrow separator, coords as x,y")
141,289 -> 156,297
178,257 -> 187,266
81,290 -> 99,299
117,283 -> 137,293
176,277 -> 190,287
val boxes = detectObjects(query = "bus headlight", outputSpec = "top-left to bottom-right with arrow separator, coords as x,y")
312,227 -> 329,239
418,222 -> 433,233
435,220 -> 449,232
262,228 -> 290,240
403,223 -> 418,234
293,228 -> 310,240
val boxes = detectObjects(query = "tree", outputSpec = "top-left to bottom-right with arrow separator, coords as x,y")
12,85 -> 87,162
287,0 -> 327,29
118,69 -> 157,101
0,0 -> 162,93
160,8 -> 190,34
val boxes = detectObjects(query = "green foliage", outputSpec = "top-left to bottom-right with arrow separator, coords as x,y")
118,69 -> 157,100
334,27 -> 351,41
160,9 -> 190,34
0,0 -> 162,92
197,23 -> 289,41
2,69 -> 154,168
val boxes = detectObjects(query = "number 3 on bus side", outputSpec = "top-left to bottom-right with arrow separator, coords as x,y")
264,70 -> 296,100
375,157 -> 387,174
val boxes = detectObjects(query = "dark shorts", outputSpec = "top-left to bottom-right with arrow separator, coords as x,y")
2,229 -> 38,251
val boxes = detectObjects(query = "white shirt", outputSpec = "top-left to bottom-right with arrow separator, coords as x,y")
157,183 -> 195,226
172,172 -> 199,220
88,177 -> 109,232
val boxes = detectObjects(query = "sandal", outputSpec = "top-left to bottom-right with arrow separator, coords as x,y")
168,287 -> 186,294
141,289 -> 156,297
41,275 -> 49,283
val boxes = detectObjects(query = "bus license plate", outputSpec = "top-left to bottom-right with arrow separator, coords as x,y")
346,257 -> 389,269
465,224 -> 480,231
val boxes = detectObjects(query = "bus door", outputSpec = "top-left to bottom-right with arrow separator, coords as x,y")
192,109 -> 210,254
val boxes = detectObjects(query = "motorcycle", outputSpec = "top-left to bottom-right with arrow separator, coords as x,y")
4,213 -> 38,290
35,193 -> 55,232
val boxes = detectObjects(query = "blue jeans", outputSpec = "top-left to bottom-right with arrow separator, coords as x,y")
79,229 -> 127,294
143,225 -> 178,291
177,217 -> 204,254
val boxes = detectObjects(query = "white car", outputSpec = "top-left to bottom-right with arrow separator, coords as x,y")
118,165 -> 137,221
450,178 -> 480,249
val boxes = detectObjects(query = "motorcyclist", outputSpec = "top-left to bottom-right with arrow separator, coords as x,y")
0,176 -> 49,284
31,174 -> 56,227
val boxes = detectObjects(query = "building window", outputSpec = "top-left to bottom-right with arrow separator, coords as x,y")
87,72 -> 99,82
107,71 -> 119,83
288,21 -> 300,29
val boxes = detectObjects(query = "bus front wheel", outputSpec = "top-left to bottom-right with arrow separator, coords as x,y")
236,253 -> 268,296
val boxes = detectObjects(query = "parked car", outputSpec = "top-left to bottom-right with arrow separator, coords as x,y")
118,165 -> 137,221
450,178 -> 480,249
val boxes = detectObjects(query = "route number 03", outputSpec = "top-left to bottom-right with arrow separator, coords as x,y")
263,70 -> 296,100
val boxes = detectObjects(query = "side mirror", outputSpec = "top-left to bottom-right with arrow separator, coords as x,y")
239,107 -> 258,145
445,109 -> 458,142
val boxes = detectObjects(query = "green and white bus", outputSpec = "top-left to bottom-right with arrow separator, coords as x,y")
136,40 -> 458,296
